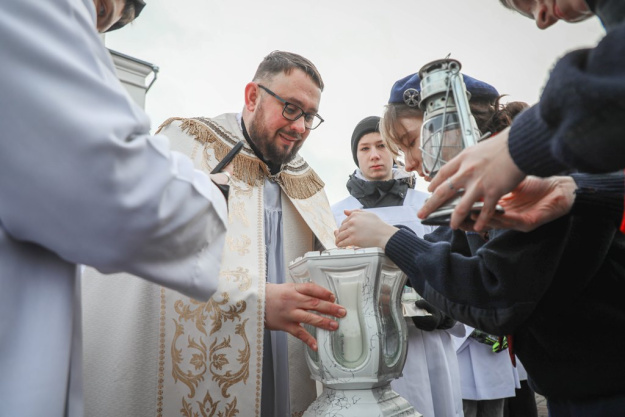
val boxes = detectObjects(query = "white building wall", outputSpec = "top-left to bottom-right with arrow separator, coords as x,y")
109,49 -> 158,110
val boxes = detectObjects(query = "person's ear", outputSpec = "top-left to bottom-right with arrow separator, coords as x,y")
244,82 -> 260,112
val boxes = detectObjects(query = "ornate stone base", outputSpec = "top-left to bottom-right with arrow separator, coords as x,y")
303,384 -> 421,417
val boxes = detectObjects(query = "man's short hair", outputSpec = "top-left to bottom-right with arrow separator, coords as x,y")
252,50 -> 324,91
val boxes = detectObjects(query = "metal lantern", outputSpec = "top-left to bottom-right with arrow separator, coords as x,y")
419,58 -> 480,178
418,58 -> 502,225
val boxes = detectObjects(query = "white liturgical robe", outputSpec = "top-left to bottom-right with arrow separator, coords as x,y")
0,1 -> 228,416
82,114 -> 338,417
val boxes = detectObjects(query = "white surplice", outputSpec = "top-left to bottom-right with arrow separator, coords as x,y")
453,325 -> 520,401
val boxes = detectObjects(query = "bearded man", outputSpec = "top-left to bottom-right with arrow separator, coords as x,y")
82,50 -> 345,417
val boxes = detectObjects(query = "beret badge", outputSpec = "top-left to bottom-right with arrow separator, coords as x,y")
403,88 -> 421,108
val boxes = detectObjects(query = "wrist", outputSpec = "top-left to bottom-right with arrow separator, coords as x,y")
380,226 -> 399,250
503,132 -> 526,186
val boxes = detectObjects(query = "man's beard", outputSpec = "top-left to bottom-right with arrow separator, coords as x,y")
247,115 -> 303,166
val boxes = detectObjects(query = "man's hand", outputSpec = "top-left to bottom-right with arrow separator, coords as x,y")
264,282 -> 346,351
209,163 -> 234,185
334,210 -> 399,249
417,129 -> 526,231
465,176 -> 576,232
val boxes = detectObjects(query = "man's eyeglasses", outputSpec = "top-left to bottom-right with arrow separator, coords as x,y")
258,84 -> 324,130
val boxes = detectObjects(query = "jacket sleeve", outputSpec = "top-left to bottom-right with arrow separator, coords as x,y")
508,22 -> 625,177
0,0 -> 228,301
385,216 -> 615,335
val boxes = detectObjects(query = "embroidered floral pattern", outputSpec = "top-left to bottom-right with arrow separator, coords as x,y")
222,266 -> 252,292
229,201 -> 250,228
226,235 -> 251,257
169,295 -> 249,416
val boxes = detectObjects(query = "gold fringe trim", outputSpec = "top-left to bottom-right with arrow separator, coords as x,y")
279,170 -> 325,200
157,117 -> 325,199
155,117 -> 182,135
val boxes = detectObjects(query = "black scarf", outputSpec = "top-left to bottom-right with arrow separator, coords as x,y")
346,173 -> 411,208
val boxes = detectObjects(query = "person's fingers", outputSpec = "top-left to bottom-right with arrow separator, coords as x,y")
335,223 -> 358,248
419,161 -> 464,219
295,282 -> 336,303
471,213 -> 507,230
471,195 -> 499,232
295,297 -> 346,320
499,191 -> 517,203
418,185 -> 456,219
334,229 -> 346,248
427,155 -> 460,193
293,283 -> 346,319
336,228 -> 351,248
458,217 -> 477,233
285,323 -> 318,351
295,309 -> 340,331
308,300 -> 346,318
448,186 -> 480,229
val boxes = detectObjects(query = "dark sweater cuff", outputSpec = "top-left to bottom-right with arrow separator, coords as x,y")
508,105 -> 569,177
570,172 -> 624,226
385,227 -> 432,267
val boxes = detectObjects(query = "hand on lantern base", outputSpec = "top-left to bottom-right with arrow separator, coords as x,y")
461,175 -> 576,232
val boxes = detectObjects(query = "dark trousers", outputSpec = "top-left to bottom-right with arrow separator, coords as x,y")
464,399 -> 505,417
547,394 -> 625,417
504,380 -> 538,417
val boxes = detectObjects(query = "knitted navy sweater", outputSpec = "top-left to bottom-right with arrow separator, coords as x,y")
508,0 -> 625,176
384,210 -> 625,400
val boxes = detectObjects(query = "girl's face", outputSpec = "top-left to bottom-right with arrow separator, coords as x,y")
394,116 -> 427,180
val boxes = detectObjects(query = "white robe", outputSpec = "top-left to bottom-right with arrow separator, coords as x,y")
453,325 -> 520,401
0,1 -> 228,416
332,183 -> 465,417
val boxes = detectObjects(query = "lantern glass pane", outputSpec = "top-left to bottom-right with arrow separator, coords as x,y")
420,111 -> 464,176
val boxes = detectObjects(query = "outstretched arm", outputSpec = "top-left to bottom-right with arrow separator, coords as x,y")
387,226 -> 555,334
0,1 -> 229,301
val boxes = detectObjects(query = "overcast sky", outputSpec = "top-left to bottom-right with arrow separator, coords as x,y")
105,0 -> 605,204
